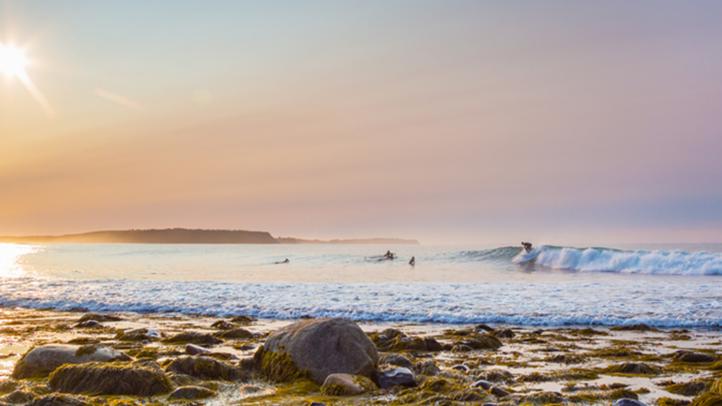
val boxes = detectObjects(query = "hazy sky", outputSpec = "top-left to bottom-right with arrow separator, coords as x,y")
1,0 -> 722,244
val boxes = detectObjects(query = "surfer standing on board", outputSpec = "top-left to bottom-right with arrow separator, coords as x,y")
521,242 -> 533,253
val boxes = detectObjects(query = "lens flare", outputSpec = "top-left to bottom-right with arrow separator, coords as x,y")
0,43 -> 29,77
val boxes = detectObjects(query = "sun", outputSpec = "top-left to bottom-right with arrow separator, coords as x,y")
0,43 -> 29,78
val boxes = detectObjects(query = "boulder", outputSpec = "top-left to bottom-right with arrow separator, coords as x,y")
168,385 -> 216,400
74,320 -> 102,329
377,367 -> 416,388
607,362 -> 660,375
48,361 -> 171,396
255,318 -> 378,384
165,356 -> 248,381
163,332 -> 222,346
320,373 -> 376,396
472,379 -> 493,390
230,315 -> 256,325
370,329 -> 443,352
456,334 -> 502,350
12,344 -> 130,379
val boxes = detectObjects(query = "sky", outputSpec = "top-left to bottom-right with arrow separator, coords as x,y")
1,0 -> 722,245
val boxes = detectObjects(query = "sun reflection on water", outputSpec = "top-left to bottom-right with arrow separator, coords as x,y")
0,244 -> 35,277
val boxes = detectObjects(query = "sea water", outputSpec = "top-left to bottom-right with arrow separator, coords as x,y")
0,243 -> 720,327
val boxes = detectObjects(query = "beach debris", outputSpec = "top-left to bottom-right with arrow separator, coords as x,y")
13,344 -> 130,379
48,361 -> 172,396
254,318 -> 378,384
320,373 -> 377,395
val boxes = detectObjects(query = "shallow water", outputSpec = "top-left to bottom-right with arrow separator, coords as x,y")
0,243 -> 720,327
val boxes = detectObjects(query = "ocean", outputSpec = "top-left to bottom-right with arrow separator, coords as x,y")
0,242 -> 720,328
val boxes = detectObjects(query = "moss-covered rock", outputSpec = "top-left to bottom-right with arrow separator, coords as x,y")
165,356 -> 249,381
77,313 -> 123,323
320,373 -> 377,396
256,318 -> 378,384
12,344 -> 130,379
48,361 -> 172,396
673,351 -> 717,364
28,394 -> 90,406
214,327 -> 254,340
666,380 -> 709,396
606,362 -> 661,375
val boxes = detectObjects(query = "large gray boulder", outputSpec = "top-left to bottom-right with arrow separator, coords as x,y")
254,318 -> 378,384
13,344 -> 130,379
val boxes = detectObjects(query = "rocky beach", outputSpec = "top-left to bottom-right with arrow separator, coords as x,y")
0,308 -> 719,405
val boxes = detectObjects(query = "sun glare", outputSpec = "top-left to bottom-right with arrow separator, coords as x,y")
0,43 -> 29,78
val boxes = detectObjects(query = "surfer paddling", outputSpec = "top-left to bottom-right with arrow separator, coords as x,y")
521,242 -> 533,253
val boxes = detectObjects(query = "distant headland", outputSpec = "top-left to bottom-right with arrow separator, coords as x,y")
0,228 -> 420,245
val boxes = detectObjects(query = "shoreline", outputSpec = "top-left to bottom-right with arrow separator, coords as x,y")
0,307 -> 719,405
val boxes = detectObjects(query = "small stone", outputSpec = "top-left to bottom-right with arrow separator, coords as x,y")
229,315 -> 256,325
320,373 -> 376,396
452,364 -> 470,372
415,360 -> 440,376
494,329 -> 515,339
475,324 -> 495,332
472,379 -> 493,390
168,385 -> 216,400
28,394 -> 90,406
377,367 -> 416,388
116,328 -> 161,341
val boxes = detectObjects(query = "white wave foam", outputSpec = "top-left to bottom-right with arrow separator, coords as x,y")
512,246 -> 722,275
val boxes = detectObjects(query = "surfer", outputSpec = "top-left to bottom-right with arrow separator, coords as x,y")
383,250 -> 395,260
409,256 -> 416,266
521,242 -> 533,253
274,258 -> 290,264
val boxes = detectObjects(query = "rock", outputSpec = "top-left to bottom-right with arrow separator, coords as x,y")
230,315 -> 256,325
320,373 -> 376,396
414,360 -> 440,376
523,391 -> 564,404
457,334 -> 503,350
255,318 -> 378,384
451,344 -> 474,352
3,390 -> 35,404
494,329 -> 515,339
163,332 -> 222,346
475,324 -> 495,332
607,362 -> 660,375
379,354 -> 413,369
74,320 -> 102,329
12,344 -> 130,379
477,368 -> 514,383
613,399 -> 647,406
0,380 -> 18,394
452,364 -> 470,372
472,380 -> 493,390
77,313 -> 122,323
48,361 -> 171,396
370,329 -> 443,352
673,350 -> 717,363
168,385 -> 216,400
115,328 -> 161,341
490,386 -> 510,398
165,356 -> 248,381
377,367 -> 416,388
215,328 -> 254,339
28,394 -> 90,406
211,320 -> 235,330
185,344 -> 211,356
611,324 -> 657,332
